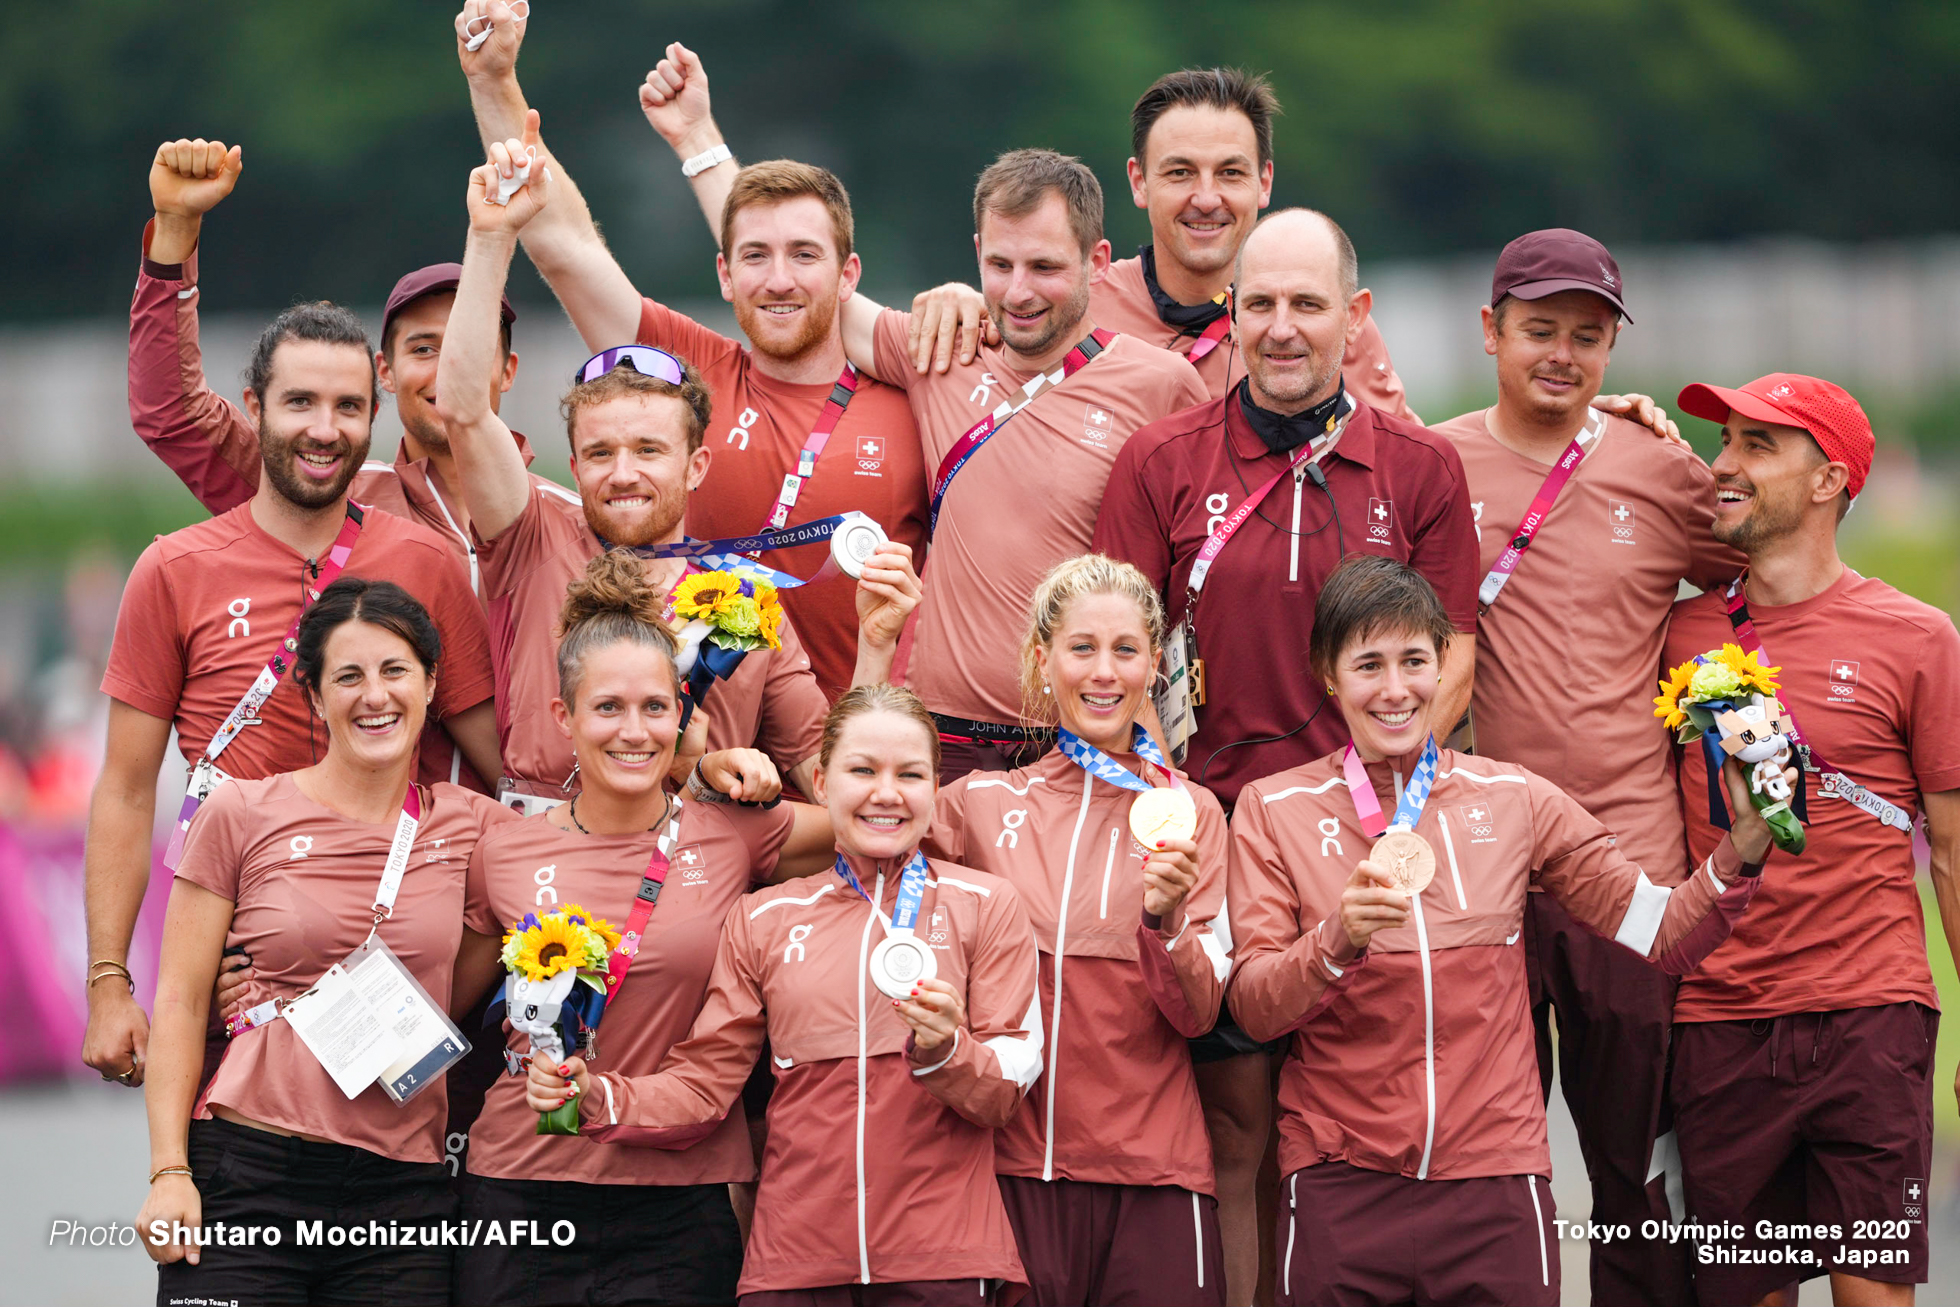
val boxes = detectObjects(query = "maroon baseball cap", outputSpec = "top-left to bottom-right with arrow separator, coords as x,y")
380,263 -> 516,348
1491,228 -> 1631,323
1676,373 -> 1875,500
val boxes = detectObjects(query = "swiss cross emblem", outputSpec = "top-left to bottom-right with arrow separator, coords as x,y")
1609,499 -> 1636,543
1366,498 -> 1394,543
856,436 -> 885,470
1828,659 -> 1860,704
1459,803 -> 1495,841
1083,404 -> 1114,442
1905,1177 -> 1925,1220
672,845 -> 708,883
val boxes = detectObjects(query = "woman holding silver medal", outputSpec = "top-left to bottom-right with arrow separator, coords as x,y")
925,553 -> 1231,1306
526,683 -> 1043,1305
137,578 -> 519,1305
1227,555 -> 1789,1307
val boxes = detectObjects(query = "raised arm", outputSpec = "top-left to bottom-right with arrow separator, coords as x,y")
455,1 -> 642,348
130,138 -> 261,513
432,126 -> 548,541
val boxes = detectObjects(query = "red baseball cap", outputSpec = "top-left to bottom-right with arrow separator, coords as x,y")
380,263 -> 516,349
1491,228 -> 1631,322
1676,373 -> 1874,501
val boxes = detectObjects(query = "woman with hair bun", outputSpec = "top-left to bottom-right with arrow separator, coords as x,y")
927,552 -> 1233,1306
528,682 -> 1043,1305
452,548 -> 843,1306
137,576 -> 518,1305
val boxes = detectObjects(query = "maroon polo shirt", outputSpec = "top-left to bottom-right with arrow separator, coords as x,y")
1094,392 -> 1479,805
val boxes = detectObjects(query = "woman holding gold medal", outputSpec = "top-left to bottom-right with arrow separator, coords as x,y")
926,554 -> 1231,1306
1228,555 -> 1788,1307
526,683 -> 1043,1305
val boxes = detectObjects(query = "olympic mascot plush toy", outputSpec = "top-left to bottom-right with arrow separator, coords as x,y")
1656,645 -> 1806,854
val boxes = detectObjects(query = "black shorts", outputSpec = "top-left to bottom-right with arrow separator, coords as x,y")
456,1171 -> 743,1306
156,1116 -> 455,1307
1186,1005 -> 1283,1063
1670,1002 -> 1936,1304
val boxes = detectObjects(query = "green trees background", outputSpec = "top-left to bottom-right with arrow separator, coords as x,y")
9,0 -> 1958,321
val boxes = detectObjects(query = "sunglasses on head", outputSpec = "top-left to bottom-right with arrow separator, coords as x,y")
574,345 -> 687,388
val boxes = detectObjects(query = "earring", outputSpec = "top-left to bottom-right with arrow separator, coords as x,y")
1041,684 -> 1051,695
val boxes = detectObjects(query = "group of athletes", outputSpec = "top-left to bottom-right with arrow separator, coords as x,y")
73,4 -> 1960,1306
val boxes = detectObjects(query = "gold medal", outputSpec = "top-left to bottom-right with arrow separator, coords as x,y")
1371,827 -> 1435,895
1129,785 -> 1198,847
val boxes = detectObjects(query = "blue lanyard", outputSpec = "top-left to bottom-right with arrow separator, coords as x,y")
612,514 -> 853,588
1055,724 -> 1176,793
1389,735 -> 1441,831
836,850 -> 930,932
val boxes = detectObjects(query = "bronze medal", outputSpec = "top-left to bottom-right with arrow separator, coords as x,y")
1371,827 -> 1435,895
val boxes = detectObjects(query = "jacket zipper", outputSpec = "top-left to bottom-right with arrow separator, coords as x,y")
854,871 -> 882,1283
1396,763 -> 1439,1180
1044,773 -> 1096,1180
424,478 -> 480,596
1097,827 -> 1119,919
1289,468 -> 1305,582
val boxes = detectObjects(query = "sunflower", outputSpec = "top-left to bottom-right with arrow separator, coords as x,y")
558,903 -> 624,958
671,571 -> 741,621
508,914 -> 590,983
1712,643 -> 1781,697
1653,659 -> 1698,730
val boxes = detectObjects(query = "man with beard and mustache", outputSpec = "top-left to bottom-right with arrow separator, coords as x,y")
129,137 -> 575,599
83,300 -> 502,1091
434,129 -> 919,813
1660,376 -> 1959,1307
457,12 -> 934,703
1426,229 -> 1741,1307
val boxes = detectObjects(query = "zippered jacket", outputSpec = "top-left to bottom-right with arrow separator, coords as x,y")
1228,748 -> 1758,1182
581,853 -> 1042,1295
930,747 -> 1229,1193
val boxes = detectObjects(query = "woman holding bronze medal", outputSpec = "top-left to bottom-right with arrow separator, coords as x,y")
526,683 -> 1043,1305
137,578 -> 518,1305
450,550 -> 845,1306
926,554 -> 1231,1306
1227,556 -> 1788,1307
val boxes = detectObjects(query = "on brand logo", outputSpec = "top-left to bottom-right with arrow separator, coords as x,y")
227,597 -> 252,639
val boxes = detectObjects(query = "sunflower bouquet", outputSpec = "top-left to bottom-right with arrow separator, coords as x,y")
1654,643 -> 1806,854
499,904 -> 623,1135
671,569 -> 785,655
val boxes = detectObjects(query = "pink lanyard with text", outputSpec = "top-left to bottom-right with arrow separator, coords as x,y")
1475,410 -> 1604,611
1186,310 -> 1232,363
600,797 -> 686,1004
760,363 -> 860,534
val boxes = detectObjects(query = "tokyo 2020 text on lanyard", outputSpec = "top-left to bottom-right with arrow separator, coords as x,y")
164,502 -> 368,870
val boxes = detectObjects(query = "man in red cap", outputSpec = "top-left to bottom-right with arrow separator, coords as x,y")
1429,228 -> 1741,1307
1662,374 -> 1960,1307
129,136 -> 579,596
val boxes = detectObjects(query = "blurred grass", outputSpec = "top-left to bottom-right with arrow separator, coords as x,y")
1927,884 -> 1958,1141
0,480 -> 207,568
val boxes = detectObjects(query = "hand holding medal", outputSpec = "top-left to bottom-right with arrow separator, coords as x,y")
1340,858 -> 1413,949
892,977 -> 966,1057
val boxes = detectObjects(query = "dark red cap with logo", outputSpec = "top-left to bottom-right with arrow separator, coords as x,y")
1677,373 -> 1875,500
1491,228 -> 1631,323
381,263 -> 516,348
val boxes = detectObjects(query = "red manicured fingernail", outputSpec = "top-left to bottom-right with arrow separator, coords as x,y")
891,999 -> 900,1008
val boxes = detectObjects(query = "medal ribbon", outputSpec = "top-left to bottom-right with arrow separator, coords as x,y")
1055,723 -> 1183,794
761,363 -> 860,533
165,501 -> 369,869
224,783 -> 423,1037
1185,394 -> 1353,606
628,513 -> 849,572
837,849 -> 930,935
600,797 -> 686,1007
928,330 -> 1113,533
1476,409 -> 1606,611
1720,577 -> 1913,833
1341,735 -> 1440,838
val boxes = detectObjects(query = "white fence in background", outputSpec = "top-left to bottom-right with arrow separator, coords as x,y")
4,235 -> 1960,483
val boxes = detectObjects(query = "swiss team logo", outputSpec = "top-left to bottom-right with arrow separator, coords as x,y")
1828,659 -> 1859,705
1904,1178 -> 1926,1221
1609,499 -> 1636,545
927,907 -> 951,949
855,435 -> 885,473
1082,404 -> 1114,444
672,844 -> 709,885
1459,803 -> 1496,843
1366,498 -> 1394,544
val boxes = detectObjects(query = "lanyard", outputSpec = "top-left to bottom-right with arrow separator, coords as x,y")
1341,735 -> 1440,838
1721,577 -> 1913,833
599,796 -> 686,1007
761,364 -> 860,533
1184,394 -> 1354,605
929,329 -> 1113,533
224,783 -> 423,1037
1476,408 -> 1605,611
1186,310 -> 1232,363
628,513 -> 850,572
837,849 -> 930,935
1055,723 -> 1183,794
165,501 -> 368,870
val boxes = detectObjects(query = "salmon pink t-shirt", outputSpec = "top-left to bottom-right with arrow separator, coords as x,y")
462,798 -> 794,1184
1666,569 -> 1960,1021
636,298 -> 930,701
101,503 -> 495,791
473,484 -> 828,789
872,310 -> 1207,725
1434,408 -> 1744,879
177,776 -> 516,1162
